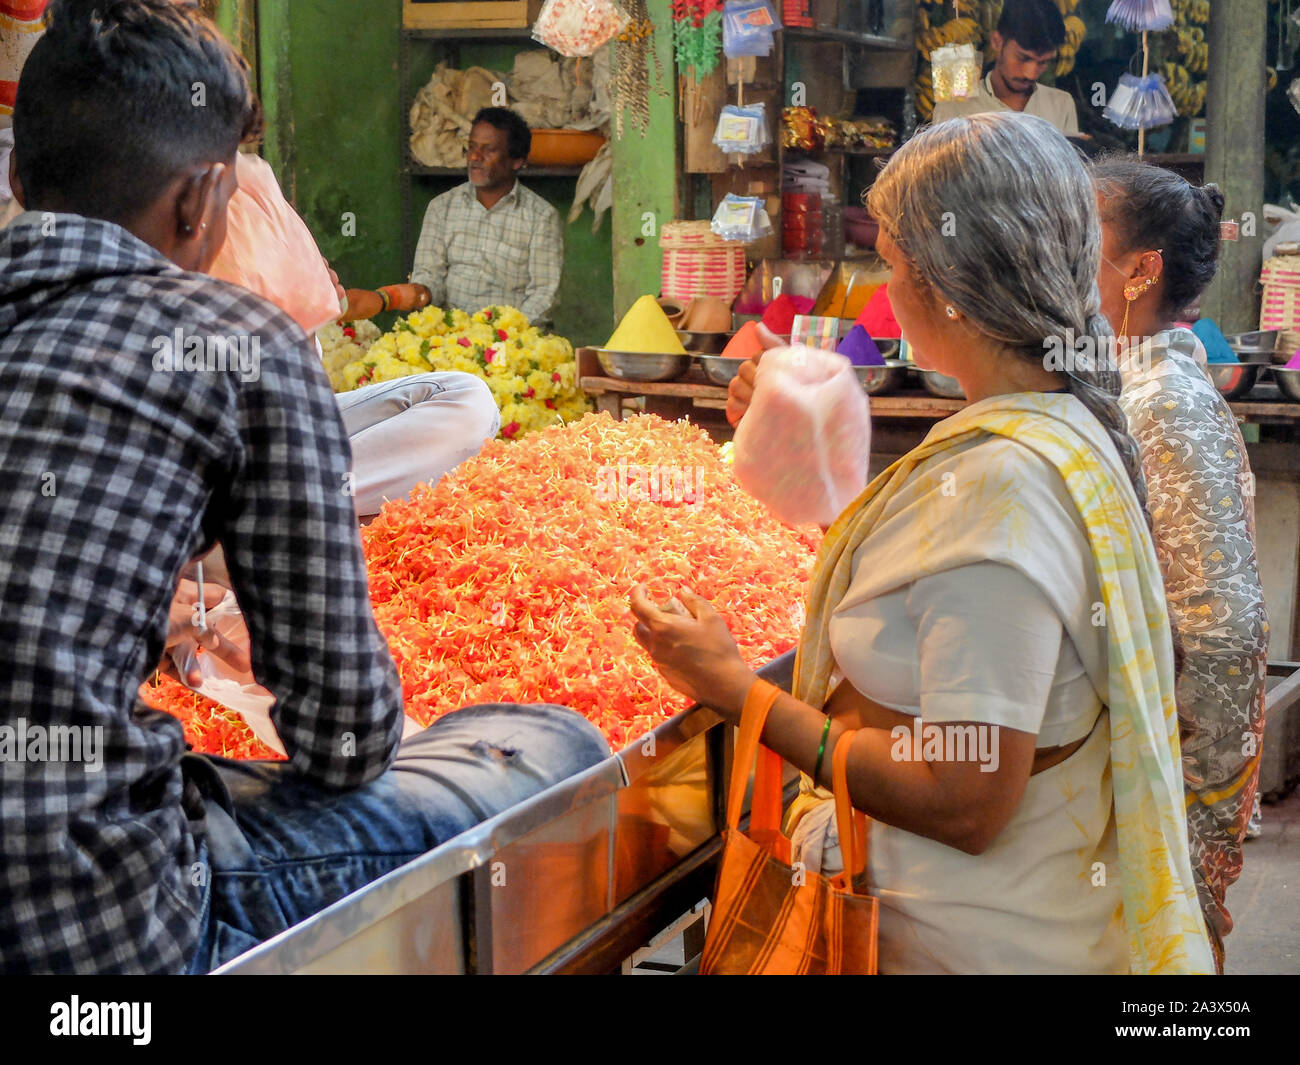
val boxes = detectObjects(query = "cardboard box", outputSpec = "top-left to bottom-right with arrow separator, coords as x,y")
403,0 -> 543,30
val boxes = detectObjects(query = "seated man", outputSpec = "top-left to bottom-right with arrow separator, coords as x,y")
932,0 -> 1080,137
409,107 -> 564,328
0,0 -> 607,975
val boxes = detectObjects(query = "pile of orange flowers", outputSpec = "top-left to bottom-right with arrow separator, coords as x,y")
146,413 -> 820,754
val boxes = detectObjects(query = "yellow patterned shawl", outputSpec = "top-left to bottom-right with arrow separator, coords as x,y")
792,391 -> 1214,974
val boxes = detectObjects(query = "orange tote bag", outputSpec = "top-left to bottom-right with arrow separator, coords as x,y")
700,680 -> 879,975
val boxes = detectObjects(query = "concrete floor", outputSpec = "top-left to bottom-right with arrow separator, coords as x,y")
1225,788 -> 1300,975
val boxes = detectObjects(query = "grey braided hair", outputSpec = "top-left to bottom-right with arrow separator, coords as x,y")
865,112 -> 1150,518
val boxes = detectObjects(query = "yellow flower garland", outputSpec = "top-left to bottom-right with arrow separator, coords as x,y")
325,305 -> 591,440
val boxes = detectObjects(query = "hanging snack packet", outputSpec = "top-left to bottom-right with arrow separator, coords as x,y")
930,43 -> 982,102
722,0 -> 780,58
711,193 -> 773,242
533,0 -> 630,58
733,345 -> 870,526
713,102 -> 770,154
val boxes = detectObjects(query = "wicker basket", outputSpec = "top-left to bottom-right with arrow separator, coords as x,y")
660,221 -> 748,304
1260,255 -> 1300,357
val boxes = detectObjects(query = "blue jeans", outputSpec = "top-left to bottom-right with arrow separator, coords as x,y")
183,703 -> 610,973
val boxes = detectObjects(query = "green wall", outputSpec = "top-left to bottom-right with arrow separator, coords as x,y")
227,0 -> 614,347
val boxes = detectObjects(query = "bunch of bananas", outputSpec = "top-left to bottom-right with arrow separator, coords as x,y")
916,67 -> 935,122
1056,14 -> 1087,76
1054,0 -> 1081,12
1177,24 -> 1209,73
1170,0 -> 1210,25
916,15 -> 981,59
1163,60 -> 1207,115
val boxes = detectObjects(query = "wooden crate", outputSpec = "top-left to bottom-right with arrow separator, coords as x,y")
402,0 -> 543,30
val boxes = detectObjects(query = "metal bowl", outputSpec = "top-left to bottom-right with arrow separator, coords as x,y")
696,354 -> 747,386
675,329 -> 728,355
1206,362 -> 1259,400
852,359 -> 910,395
918,369 -> 965,399
1224,329 -> 1282,364
596,349 -> 692,382
1273,366 -> 1300,401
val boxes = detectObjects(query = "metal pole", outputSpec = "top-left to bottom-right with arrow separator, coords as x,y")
1201,0 -> 1268,332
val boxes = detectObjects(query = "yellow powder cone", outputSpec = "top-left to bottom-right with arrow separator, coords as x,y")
605,294 -> 687,354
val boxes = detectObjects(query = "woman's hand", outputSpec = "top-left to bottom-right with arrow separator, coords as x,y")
629,585 -> 756,721
724,323 -> 785,428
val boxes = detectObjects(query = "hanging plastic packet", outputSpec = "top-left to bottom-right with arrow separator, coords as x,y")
930,43 -> 982,102
723,0 -> 780,58
711,193 -> 773,242
1103,72 -> 1176,130
532,0 -> 630,58
713,102 -> 770,154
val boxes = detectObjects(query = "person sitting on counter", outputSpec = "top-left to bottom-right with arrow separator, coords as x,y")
932,0 -> 1080,137
409,107 -> 564,329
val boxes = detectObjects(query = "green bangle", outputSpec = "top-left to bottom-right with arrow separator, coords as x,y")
813,715 -> 833,783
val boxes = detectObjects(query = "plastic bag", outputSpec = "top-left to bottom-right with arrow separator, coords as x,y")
722,0 -> 779,58
712,102 -> 770,154
733,345 -> 871,526
169,588 -> 424,755
931,43 -> 981,102
711,193 -> 773,242
1103,73 -> 1177,131
532,0 -> 629,58
209,153 -> 341,335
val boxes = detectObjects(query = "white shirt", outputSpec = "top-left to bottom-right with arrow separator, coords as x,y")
932,73 -> 1080,135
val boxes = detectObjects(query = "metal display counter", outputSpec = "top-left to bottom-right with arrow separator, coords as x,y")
215,652 -> 796,975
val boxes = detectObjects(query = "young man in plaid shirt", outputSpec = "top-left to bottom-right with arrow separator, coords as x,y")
0,0 -> 605,975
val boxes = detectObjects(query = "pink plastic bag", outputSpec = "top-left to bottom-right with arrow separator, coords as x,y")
733,345 -> 870,526
209,153 -> 341,335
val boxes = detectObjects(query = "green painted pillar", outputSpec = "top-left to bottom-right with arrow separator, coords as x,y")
1201,0 -> 1266,333
610,4 -> 679,320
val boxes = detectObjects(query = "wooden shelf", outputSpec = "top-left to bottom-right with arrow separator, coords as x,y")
783,26 -> 911,52
402,27 -> 535,40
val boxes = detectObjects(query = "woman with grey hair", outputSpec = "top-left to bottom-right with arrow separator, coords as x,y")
632,112 -> 1213,973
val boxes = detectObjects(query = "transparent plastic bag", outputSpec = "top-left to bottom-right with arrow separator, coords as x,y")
209,153 -> 342,335
713,102 -> 770,154
931,43 -> 981,102
722,0 -> 779,58
711,193 -> 773,242
532,0 -> 630,58
733,345 -> 871,526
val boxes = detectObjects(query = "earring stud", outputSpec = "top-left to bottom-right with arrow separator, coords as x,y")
945,305 -> 958,319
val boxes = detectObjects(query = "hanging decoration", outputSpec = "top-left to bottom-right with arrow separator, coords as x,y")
1105,0 -> 1174,31
532,0 -> 631,58
1105,0 -> 1182,154
612,0 -> 665,138
672,0 -> 725,82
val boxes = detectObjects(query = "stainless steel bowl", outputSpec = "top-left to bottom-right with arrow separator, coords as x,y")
596,349 -> 692,382
675,329 -> 728,355
1206,362 -> 1259,400
1224,329 -> 1282,364
918,369 -> 965,399
696,354 -> 747,386
1273,366 -> 1300,401
852,359 -> 910,395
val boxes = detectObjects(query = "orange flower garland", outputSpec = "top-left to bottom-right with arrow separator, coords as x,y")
149,413 -> 820,755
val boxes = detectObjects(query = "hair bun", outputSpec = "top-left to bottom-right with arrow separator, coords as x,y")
1200,183 -> 1226,221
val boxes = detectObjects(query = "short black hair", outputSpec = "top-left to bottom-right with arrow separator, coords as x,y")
13,0 -> 263,221
1092,156 -> 1226,316
471,107 -> 531,161
997,0 -> 1067,54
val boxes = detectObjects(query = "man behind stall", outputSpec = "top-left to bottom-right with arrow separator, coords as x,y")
409,107 -> 564,328
0,0 -> 604,975
932,0 -> 1080,136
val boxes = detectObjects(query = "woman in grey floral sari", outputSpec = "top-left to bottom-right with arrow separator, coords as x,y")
1092,159 -> 1269,973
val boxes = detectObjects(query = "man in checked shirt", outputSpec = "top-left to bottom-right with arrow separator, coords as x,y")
0,0 -> 606,975
409,107 -> 565,329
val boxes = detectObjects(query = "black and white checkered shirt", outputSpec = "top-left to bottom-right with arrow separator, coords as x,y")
0,213 -> 404,974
